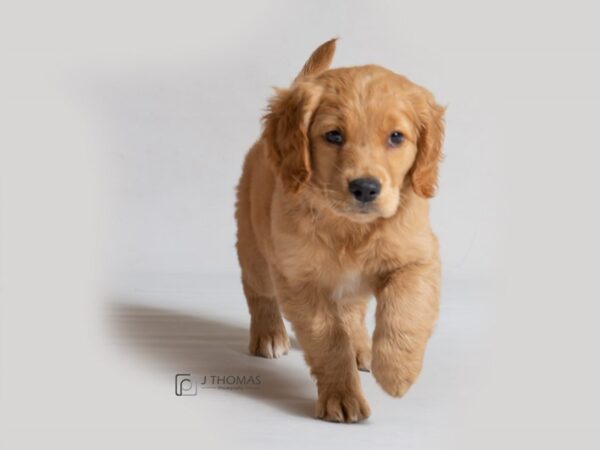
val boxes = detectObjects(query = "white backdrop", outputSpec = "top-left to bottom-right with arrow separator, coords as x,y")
2,1 -> 599,449
85,1 -> 506,282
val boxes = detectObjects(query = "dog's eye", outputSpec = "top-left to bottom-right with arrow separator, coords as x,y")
324,130 -> 344,145
388,131 -> 405,147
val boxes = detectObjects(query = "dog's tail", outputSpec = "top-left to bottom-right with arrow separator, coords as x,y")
294,38 -> 337,83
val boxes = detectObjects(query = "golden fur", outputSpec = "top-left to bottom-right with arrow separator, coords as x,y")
235,39 -> 445,422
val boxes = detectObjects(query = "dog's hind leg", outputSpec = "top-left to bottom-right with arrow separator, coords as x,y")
242,279 -> 290,358
235,150 -> 289,359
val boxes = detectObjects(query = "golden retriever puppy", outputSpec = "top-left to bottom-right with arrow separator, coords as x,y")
235,38 -> 445,422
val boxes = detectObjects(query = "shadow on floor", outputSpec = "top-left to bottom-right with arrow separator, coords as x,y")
107,301 -> 314,418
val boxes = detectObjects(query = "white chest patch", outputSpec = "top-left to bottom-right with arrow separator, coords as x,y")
331,271 -> 364,302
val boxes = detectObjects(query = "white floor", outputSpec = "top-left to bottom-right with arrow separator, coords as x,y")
7,268 -> 592,449
93,274 -> 493,449
0,258 -> 496,450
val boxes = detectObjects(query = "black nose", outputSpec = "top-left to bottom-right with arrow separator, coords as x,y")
348,177 -> 381,203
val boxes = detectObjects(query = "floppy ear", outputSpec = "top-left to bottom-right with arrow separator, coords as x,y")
262,39 -> 334,192
411,94 -> 446,198
263,83 -> 322,193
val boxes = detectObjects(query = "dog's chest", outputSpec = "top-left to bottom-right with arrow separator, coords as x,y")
331,270 -> 371,303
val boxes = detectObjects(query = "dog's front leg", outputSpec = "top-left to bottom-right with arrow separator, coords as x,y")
275,276 -> 371,422
372,260 -> 440,397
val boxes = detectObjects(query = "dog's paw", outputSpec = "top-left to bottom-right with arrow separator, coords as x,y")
249,328 -> 289,359
371,344 -> 421,397
355,347 -> 372,372
316,389 -> 371,423
371,364 -> 414,397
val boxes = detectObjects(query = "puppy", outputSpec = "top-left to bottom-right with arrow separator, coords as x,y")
235,39 -> 445,422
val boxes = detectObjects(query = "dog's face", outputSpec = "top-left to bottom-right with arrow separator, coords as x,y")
264,40 -> 445,223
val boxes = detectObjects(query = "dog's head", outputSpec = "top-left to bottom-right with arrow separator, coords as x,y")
263,39 -> 445,223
